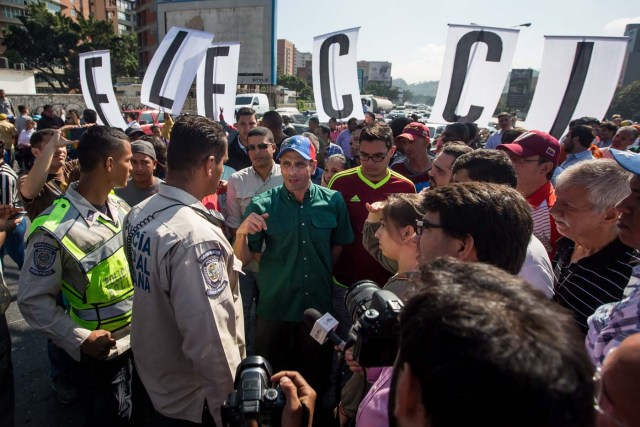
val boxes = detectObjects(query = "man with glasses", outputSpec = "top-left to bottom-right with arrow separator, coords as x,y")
415,181 -> 532,275
328,121 -> 415,337
233,135 -> 353,424
498,130 -> 561,258
225,126 -> 282,355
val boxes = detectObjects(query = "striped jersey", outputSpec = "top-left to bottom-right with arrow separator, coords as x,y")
527,181 -> 560,258
553,237 -> 637,335
328,167 -> 415,288
0,162 -> 18,206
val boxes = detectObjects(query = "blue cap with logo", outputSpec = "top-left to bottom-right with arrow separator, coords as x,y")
611,149 -> 640,175
276,135 -> 316,161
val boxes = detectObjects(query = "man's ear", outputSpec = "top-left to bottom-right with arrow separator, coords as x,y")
105,156 -> 114,172
206,155 -> 216,176
458,234 -> 477,262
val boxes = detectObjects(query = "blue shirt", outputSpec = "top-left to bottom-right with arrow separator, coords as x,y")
552,149 -> 595,183
335,129 -> 352,158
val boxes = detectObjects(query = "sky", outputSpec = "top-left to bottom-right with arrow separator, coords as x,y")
277,0 -> 640,84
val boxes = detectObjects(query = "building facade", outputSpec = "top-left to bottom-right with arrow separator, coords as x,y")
277,38 -> 295,76
621,23 -> 640,87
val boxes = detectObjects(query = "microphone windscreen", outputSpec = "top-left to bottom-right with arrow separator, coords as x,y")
303,308 -> 323,329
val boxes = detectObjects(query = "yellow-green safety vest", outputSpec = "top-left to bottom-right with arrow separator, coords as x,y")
28,196 -> 133,332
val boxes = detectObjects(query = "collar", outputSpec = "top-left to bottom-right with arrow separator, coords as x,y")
356,166 -> 391,189
65,183 -> 120,227
250,163 -> 280,181
565,150 -> 594,162
527,181 -> 554,207
558,236 -> 633,270
282,183 -> 314,204
235,134 -> 248,154
158,183 -> 208,210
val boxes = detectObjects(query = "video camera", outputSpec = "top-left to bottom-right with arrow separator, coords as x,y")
345,280 -> 404,367
221,356 -> 285,427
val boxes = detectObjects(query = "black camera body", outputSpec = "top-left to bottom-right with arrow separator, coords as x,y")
221,356 -> 285,427
346,280 -> 404,367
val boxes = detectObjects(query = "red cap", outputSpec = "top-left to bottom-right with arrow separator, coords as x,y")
396,122 -> 430,141
497,130 -> 561,166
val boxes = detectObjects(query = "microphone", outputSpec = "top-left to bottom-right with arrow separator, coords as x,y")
303,308 -> 347,351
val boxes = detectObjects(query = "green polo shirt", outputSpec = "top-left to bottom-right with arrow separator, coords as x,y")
244,184 -> 354,322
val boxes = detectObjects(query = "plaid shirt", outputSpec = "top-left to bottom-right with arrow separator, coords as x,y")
586,261 -> 640,366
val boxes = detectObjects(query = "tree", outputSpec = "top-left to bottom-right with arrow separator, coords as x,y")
363,82 -> 400,102
277,74 -> 314,101
2,2 -> 138,92
607,81 -> 640,122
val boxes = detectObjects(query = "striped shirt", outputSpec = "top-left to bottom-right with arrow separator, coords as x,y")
0,162 -> 18,206
527,181 -> 560,258
553,237 -> 636,335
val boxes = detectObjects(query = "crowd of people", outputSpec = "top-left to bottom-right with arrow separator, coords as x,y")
0,88 -> 639,427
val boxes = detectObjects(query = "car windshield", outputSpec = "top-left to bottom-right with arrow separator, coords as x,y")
236,96 -> 253,104
139,113 -> 153,124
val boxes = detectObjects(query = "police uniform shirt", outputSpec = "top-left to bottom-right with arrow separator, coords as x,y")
125,183 -> 245,426
17,183 -> 127,360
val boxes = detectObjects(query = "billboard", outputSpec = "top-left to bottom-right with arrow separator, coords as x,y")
367,61 -> 391,82
156,0 -> 276,85
506,69 -> 533,110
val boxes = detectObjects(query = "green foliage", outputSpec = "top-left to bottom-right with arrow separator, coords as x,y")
608,81 -> 640,122
363,82 -> 400,102
277,74 -> 314,101
2,2 -> 138,92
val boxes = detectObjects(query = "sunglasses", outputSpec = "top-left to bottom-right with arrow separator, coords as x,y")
246,143 -> 271,151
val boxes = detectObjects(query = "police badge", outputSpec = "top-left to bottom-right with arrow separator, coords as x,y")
199,249 -> 227,297
29,242 -> 58,276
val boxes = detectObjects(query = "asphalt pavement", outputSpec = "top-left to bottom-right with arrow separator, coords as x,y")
5,256 -> 84,426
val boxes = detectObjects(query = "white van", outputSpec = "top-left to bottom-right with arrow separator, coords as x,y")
235,93 -> 271,116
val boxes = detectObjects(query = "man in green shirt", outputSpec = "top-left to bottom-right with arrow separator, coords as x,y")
234,135 -> 353,422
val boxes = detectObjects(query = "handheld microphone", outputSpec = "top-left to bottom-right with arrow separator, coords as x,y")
303,308 -> 347,351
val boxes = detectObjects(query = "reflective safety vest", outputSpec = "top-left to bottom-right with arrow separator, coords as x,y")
28,196 -> 133,332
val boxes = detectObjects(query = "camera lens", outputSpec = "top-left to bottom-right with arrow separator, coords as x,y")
345,280 -> 381,322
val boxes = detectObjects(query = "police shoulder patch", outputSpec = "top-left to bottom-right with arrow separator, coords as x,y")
29,241 -> 58,277
199,248 -> 227,297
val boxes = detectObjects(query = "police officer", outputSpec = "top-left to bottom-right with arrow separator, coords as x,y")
18,126 -> 134,425
125,115 -> 244,426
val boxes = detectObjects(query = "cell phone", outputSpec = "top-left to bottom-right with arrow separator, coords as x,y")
9,211 -> 27,220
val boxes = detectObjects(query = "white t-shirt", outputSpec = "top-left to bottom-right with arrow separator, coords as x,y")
518,235 -> 554,298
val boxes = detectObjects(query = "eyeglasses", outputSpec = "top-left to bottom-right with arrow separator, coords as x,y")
415,218 -> 444,236
357,152 -> 389,162
593,367 -> 626,427
507,155 -> 545,164
246,143 -> 271,151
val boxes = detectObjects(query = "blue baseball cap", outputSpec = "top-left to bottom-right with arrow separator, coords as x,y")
276,135 -> 316,161
611,149 -> 640,175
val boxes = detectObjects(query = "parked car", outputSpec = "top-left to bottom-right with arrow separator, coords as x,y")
235,93 -> 271,116
122,110 -> 165,135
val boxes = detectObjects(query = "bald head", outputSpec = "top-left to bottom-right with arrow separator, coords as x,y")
600,333 -> 640,425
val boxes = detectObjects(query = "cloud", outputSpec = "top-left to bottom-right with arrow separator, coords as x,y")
392,44 -> 446,84
604,16 -> 640,35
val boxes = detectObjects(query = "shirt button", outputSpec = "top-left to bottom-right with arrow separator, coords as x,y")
303,240 -> 306,244
302,223 -> 305,226
304,257 -> 307,261
304,274 -> 308,278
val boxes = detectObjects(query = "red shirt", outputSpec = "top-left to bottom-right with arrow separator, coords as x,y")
527,181 -> 560,259
328,167 -> 416,288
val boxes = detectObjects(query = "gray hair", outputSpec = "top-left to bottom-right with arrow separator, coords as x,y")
302,132 -> 320,152
618,126 -> 639,140
555,159 -> 631,213
326,153 -> 347,169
